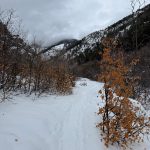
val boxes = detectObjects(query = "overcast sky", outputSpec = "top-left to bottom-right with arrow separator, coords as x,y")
0,0 -> 149,45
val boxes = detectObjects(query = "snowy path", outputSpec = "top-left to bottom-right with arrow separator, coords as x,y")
0,78 -> 149,150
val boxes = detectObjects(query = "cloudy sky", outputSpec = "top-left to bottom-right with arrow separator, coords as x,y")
0,0 -> 149,45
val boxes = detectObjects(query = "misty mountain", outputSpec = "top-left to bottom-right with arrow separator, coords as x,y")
41,3 -> 150,65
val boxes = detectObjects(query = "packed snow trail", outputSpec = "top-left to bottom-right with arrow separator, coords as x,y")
0,78 -> 149,150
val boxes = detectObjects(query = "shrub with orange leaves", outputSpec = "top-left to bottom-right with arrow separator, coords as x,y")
97,47 -> 150,149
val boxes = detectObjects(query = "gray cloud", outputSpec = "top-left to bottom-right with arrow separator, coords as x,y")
0,0 -> 149,45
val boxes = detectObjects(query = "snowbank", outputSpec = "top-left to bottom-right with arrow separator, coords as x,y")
0,78 -> 149,150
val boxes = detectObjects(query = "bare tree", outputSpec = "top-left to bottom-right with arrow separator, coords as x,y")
130,0 -> 146,51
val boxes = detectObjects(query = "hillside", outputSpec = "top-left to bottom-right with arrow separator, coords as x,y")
40,4 -> 150,85
41,4 -> 150,60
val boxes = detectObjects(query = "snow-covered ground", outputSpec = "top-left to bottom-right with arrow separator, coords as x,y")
0,78 -> 149,150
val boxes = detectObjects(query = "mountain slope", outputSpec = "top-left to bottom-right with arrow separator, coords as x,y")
39,4 -> 150,85
41,4 -> 150,63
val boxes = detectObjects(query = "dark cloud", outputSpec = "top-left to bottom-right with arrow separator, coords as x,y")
0,0 -> 149,45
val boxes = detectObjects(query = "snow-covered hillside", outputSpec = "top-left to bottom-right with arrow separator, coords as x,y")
40,4 -> 150,63
0,78 -> 149,150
